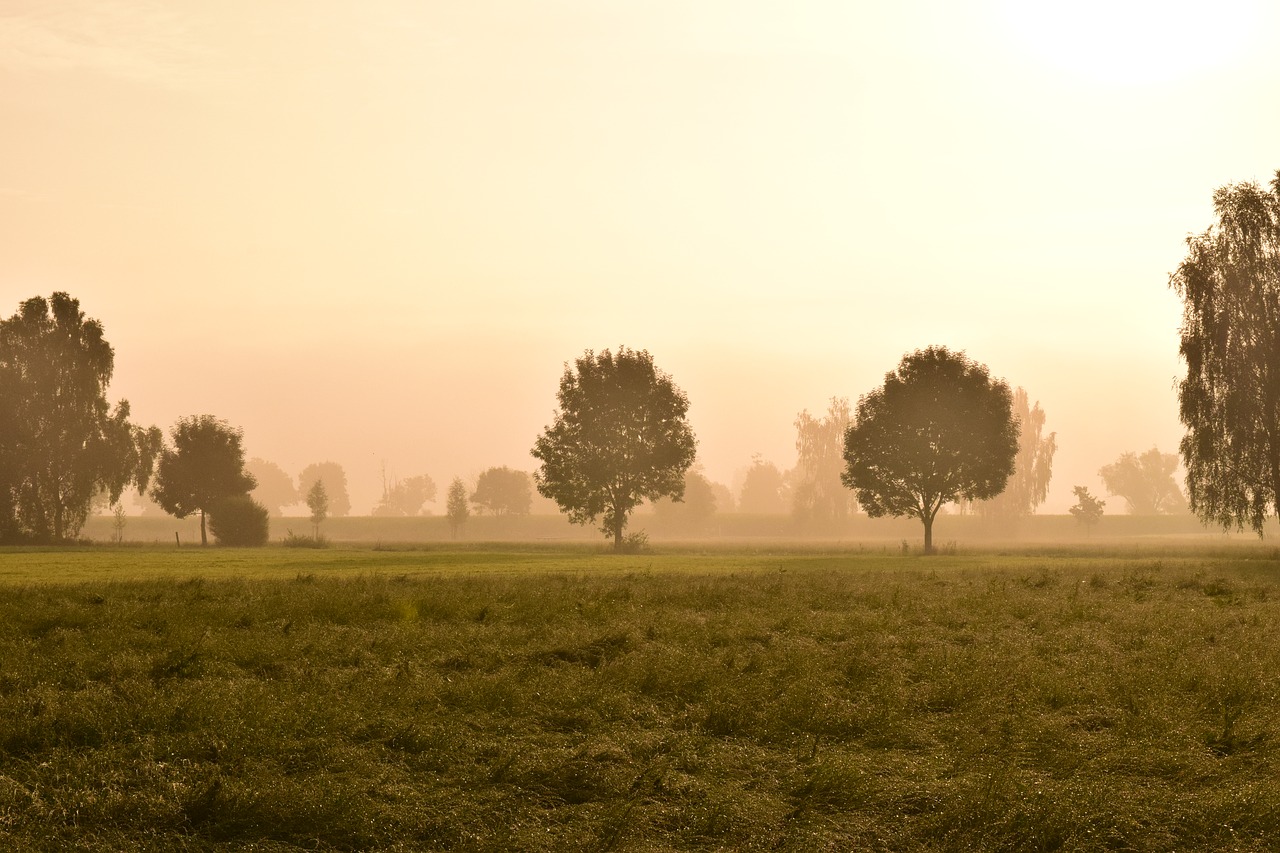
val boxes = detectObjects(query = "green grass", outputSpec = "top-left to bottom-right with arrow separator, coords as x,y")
1,545 -> 1279,850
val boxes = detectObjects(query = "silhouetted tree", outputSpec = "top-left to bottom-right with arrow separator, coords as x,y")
709,480 -> 735,514
842,347 -> 1018,553
446,477 -> 469,538
298,462 -> 351,517
652,465 -> 717,531
153,415 -> 257,546
0,292 -> 160,543
738,455 -> 789,514
372,473 -> 436,516
970,388 -> 1057,520
1069,486 -> 1105,535
247,457 -> 298,516
1098,448 -> 1187,514
792,398 -> 855,524
470,466 -> 533,516
208,494 -> 270,546
1171,170 -> 1280,534
532,347 -> 697,551
306,479 -> 329,538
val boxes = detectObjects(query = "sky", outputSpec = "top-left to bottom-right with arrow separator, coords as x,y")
2,0 -> 1279,514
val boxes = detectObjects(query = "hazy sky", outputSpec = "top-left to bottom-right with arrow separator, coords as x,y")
3,1 -> 1278,514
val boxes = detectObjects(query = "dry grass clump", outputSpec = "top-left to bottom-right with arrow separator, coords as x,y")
0,551 -> 1278,850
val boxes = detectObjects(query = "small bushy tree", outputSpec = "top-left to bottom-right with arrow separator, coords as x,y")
1069,486 -> 1105,535
208,494 -> 270,546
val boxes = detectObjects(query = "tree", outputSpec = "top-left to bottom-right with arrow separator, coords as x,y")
446,477 -> 469,539
152,415 -> 257,546
306,479 -> 329,538
652,465 -> 717,531
0,292 -> 161,543
738,455 -> 789,514
470,466 -> 533,516
791,398 -> 855,524
1170,171 -> 1280,534
372,473 -> 436,516
298,462 -> 351,517
1098,448 -> 1187,515
208,494 -> 270,546
247,457 -> 298,516
1069,486 -> 1105,535
532,347 -> 697,551
970,388 -> 1057,521
842,346 -> 1018,553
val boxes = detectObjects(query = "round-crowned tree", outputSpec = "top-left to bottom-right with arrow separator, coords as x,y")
842,346 -> 1018,553
532,347 -> 697,551
152,415 -> 257,546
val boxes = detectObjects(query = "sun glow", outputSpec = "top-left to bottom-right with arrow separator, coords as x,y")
1002,0 -> 1260,85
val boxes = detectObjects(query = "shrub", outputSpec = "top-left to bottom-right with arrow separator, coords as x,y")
283,529 -> 329,549
208,495 -> 270,546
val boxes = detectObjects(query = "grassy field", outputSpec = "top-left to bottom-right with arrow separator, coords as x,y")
1,543 -> 1279,850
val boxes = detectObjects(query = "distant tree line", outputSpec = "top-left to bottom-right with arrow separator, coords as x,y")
6,170 -> 1276,547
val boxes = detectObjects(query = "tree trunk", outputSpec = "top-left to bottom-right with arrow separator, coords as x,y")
200,509 -> 207,546
922,509 -> 934,555
613,523 -> 623,552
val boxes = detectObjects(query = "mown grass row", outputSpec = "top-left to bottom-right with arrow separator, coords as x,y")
0,553 -> 1278,850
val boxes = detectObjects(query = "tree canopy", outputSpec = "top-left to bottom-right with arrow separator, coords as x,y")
247,457 -> 298,516
532,347 -> 697,550
738,456 -> 789,515
152,415 -> 257,546
1099,448 -> 1187,515
970,388 -> 1057,521
1171,171 -> 1280,534
470,466 -> 533,516
0,292 -> 160,543
652,466 -> 717,531
791,398 -> 854,525
842,346 -> 1018,553
298,462 -> 351,517
372,474 -> 436,517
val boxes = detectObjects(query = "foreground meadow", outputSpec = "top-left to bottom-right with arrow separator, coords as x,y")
0,545 -> 1278,851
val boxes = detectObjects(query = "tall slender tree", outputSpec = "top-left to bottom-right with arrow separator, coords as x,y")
791,398 -> 855,524
306,479 -> 329,539
969,388 -> 1056,521
0,293 -> 160,542
446,477 -> 469,539
1171,171 -> 1280,534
